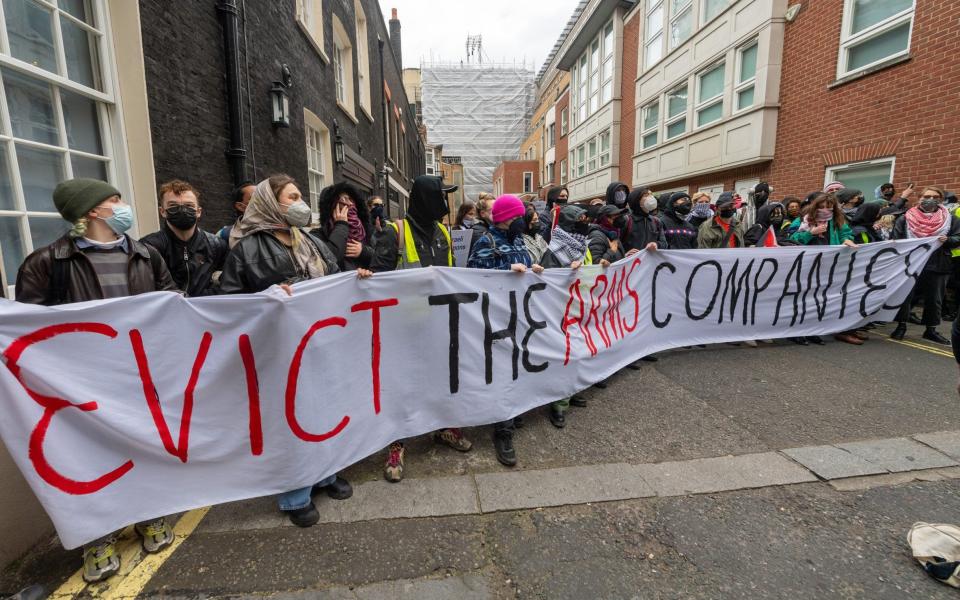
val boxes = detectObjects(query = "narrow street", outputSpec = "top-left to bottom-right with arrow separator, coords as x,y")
3,323 -> 958,599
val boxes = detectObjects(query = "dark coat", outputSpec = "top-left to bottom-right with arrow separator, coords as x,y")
311,182 -> 374,271
371,176 -> 454,270
625,210 -> 667,251
847,202 -> 883,244
892,213 -> 960,274
219,230 -> 340,294
140,225 -> 227,296
587,226 -> 625,264
16,234 -> 177,305
659,211 -> 699,250
743,203 -> 796,247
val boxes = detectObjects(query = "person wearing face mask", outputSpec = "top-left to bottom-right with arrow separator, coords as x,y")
367,195 -> 386,233
605,182 -> 633,240
467,195 -> 544,467
781,197 -> 804,235
587,205 -> 628,266
687,191 -> 715,227
625,187 -> 668,253
880,183 -> 916,217
836,188 -> 865,220
539,186 -> 570,242
311,182 -> 375,272
219,180 -> 255,243
454,200 -> 478,230
372,175 -> 473,481
790,193 -> 856,248
660,192 -> 699,250
220,175 -> 359,527
521,202 -> 549,264
890,186 -> 960,344
744,202 -> 795,247
876,183 -> 896,205
753,182 -> 771,208
15,178 -> 178,583
141,180 -> 227,297
848,201 -> 883,245
697,192 -> 746,249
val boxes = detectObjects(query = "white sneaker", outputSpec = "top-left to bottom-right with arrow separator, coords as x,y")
744,340 -> 758,348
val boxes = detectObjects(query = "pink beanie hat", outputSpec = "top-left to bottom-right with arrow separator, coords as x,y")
492,195 -> 525,223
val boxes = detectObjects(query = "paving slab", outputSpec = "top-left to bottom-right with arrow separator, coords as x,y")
914,431 -> 960,461
236,573 -> 493,600
475,463 -> 655,513
634,452 -> 816,497
837,437 -> 957,473
196,496 -> 287,534
781,445 -> 887,480
316,475 -> 479,523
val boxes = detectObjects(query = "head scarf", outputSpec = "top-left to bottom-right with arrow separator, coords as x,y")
905,205 -> 950,239
230,179 -> 326,278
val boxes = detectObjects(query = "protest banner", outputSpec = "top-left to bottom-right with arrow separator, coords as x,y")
0,239 -> 939,548
450,228 -> 472,267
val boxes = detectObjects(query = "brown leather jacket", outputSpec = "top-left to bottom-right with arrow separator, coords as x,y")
15,234 -> 177,305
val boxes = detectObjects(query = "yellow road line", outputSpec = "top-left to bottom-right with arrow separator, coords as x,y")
49,508 -> 210,600
884,336 -> 954,358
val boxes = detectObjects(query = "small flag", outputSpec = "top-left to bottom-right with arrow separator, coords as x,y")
761,225 -> 779,248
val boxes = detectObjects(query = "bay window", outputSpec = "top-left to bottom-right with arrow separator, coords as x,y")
839,0 -> 914,78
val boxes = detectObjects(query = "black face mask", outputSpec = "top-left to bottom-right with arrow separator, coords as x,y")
882,190 -> 895,200
613,216 -> 628,229
527,220 -> 542,235
370,205 -> 385,222
754,194 -> 768,207
719,208 -> 736,219
674,203 -> 692,216
574,221 -> 590,235
507,219 -> 526,240
771,215 -> 784,226
165,206 -> 198,231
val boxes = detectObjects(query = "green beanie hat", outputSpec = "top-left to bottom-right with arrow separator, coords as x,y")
53,178 -> 122,223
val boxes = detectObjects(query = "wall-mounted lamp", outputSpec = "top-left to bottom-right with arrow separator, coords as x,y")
785,4 -> 802,22
333,119 -> 345,165
271,65 -> 293,128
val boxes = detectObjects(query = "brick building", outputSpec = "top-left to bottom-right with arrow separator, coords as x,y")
0,1 -> 423,294
493,160 -> 540,197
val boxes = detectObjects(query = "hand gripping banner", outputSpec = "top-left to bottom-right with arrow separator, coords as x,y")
0,240 -> 939,548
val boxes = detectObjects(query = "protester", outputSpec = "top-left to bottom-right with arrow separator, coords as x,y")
539,186 -> 569,241
587,205 -> 627,266
454,200 -> 478,230
848,202 -> 883,245
469,192 -> 496,252
219,180 -> 255,243
625,187 -> 667,252
15,178 -> 178,582
824,181 -> 845,194
697,192 -> 745,249
745,202 -> 794,247
521,202 -> 549,264
141,180 -> 227,297
687,191 -> 714,228
837,188 -> 865,220
538,204 -> 592,424
881,184 -> 916,216
877,183 -> 896,204
875,214 -> 896,240
660,192 -> 699,249
219,175 -> 358,527
781,197 -> 803,235
368,195 -> 386,233
372,175 -> 472,481
467,195 -> 543,466
890,186 -> 960,345
311,182 -> 375,272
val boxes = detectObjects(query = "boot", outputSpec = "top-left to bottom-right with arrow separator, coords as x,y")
493,432 -> 517,467
923,328 -> 950,346
890,323 -> 907,341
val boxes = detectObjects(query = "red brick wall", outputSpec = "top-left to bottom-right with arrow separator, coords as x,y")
555,90 -> 570,188
495,161 -> 541,195
619,11 -> 640,188
770,0 -> 960,196
642,164 -> 771,194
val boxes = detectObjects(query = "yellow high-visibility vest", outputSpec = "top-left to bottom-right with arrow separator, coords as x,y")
388,219 -> 454,268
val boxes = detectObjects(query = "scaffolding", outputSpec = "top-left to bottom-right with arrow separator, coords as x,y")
421,62 -> 535,201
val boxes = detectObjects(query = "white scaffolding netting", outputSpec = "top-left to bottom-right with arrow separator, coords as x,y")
422,64 -> 535,201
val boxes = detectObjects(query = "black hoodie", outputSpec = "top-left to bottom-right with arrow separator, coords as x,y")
540,186 -> 570,243
605,182 -> 629,207
659,192 -> 698,250
744,202 -> 795,246
848,202 -> 882,244
625,188 -> 667,251
310,181 -> 374,271
371,175 -> 453,271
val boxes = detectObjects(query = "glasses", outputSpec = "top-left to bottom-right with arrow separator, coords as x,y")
921,195 -> 942,200
165,204 -> 197,215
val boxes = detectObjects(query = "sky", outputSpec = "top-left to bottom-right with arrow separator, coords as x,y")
379,0 -> 583,72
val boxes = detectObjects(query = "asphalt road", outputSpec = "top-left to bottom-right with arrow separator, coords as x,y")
3,322 -> 958,599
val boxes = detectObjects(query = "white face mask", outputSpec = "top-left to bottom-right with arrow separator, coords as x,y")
283,200 -> 312,228
641,197 -> 658,213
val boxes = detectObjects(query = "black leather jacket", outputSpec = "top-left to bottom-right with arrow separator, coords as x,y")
219,230 -> 340,294
140,225 -> 227,297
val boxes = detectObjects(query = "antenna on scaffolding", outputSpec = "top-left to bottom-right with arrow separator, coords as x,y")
466,34 -> 483,64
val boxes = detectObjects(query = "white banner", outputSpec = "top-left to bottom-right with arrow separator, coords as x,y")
0,239 -> 939,548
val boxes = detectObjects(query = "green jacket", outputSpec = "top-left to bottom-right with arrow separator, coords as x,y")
697,217 -> 746,249
790,222 -> 853,246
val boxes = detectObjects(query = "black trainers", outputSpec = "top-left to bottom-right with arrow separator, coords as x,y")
792,337 -> 809,346
319,476 -> 353,500
890,323 -> 907,341
570,394 -> 587,408
806,336 -> 825,345
641,355 -> 659,362
593,380 -> 607,389
909,314 -> 923,325
548,406 -> 566,428
285,502 -> 319,527
494,433 -> 517,467
923,329 -> 950,346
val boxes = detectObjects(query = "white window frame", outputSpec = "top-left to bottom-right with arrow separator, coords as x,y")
547,122 -> 555,148
296,0 -> 328,61
669,0 -> 694,50
695,62 -> 724,128
665,84 -> 688,140
734,39 -> 758,113
560,107 -> 568,136
644,0 -> 665,70
0,0 -> 128,297
303,110 -> 333,219
697,184 -> 725,197
523,171 -> 533,194
587,137 -> 598,172
353,0 -> 371,118
331,15 -> 355,118
838,0 -> 915,79
701,0 -> 731,25
560,159 -> 567,184
572,19 -> 615,128
547,161 -> 555,184
425,147 -> 435,175
640,100 -> 659,150
576,145 -> 586,177
653,185 -> 689,197
824,156 -> 896,190
598,129 -> 611,167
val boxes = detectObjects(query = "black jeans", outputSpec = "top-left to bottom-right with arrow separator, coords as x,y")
953,314 -> 960,364
898,271 -> 947,327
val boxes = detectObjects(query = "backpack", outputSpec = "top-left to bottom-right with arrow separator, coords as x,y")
908,522 -> 960,587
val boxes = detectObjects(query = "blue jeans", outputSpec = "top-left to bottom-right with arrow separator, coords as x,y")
277,474 -> 336,511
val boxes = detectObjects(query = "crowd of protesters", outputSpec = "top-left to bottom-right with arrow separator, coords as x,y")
7,173 -> 960,583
